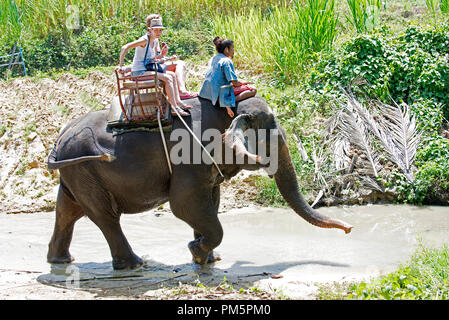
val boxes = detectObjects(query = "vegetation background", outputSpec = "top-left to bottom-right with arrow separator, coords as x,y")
1,0 -> 449,299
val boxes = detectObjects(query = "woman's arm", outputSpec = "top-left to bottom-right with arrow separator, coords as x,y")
117,38 -> 147,71
231,80 -> 245,87
155,41 -> 168,60
222,59 -> 243,87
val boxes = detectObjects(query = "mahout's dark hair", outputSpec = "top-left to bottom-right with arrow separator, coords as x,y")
213,36 -> 234,54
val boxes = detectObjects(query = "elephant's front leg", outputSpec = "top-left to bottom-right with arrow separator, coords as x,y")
192,186 -> 222,264
192,232 -> 222,264
170,181 -> 223,265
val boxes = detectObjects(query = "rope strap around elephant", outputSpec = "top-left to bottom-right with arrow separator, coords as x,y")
171,106 -> 224,178
111,126 -> 166,136
157,109 -> 173,174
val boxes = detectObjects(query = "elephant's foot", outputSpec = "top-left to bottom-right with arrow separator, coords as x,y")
47,244 -> 75,264
112,253 -> 143,270
47,252 -> 74,264
189,239 -> 220,265
207,251 -> 222,264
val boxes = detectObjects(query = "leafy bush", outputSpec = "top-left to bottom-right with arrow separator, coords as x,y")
310,24 -> 449,120
309,23 -> 449,205
384,136 -> 449,205
0,18 -> 212,77
413,136 -> 449,204
410,99 -> 443,134
254,176 -> 286,207
161,26 -> 213,59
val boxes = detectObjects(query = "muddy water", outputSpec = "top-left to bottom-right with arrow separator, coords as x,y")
0,204 -> 448,299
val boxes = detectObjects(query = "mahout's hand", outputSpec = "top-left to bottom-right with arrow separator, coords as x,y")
226,107 -> 234,118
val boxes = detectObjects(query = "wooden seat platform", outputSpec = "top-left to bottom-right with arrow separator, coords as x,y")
107,69 -> 172,130
107,94 -> 171,129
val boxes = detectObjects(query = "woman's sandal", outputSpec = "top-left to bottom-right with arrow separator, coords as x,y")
180,103 -> 193,111
171,106 -> 190,117
180,92 -> 198,100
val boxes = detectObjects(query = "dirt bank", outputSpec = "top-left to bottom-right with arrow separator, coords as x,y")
0,72 -> 116,214
0,69 -> 263,215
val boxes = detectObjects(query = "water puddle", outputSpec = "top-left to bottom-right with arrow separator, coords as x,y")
1,204 -> 448,298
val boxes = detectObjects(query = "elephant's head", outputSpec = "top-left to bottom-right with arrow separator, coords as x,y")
222,99 -> 353,234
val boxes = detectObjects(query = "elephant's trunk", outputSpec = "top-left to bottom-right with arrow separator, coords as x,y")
274,143 -> 353,234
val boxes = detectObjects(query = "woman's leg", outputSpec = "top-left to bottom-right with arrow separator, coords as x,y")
157,73 -> 190,116
166,71 -> 183,104
157,73 -> 177,107
235,89 -> 257,102
166,71 -> 192,109
173,60 -> 188,95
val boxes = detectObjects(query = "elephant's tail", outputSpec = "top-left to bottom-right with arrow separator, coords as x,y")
47,146 -> 116,170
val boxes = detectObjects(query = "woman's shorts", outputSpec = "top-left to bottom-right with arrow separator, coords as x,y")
131,70 -> 146,77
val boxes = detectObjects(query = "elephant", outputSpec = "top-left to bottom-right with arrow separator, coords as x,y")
46,95 -> 352,270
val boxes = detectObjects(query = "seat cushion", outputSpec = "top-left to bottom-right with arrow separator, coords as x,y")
123,79 -> 156,88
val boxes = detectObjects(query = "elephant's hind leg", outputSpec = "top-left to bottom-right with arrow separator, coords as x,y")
78,189 -> 143,270
89,215 -> 143,270
47,185 -> 84,264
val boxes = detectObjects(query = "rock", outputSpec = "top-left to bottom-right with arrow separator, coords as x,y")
27,132 -> 37,142
28,160 -> 39,169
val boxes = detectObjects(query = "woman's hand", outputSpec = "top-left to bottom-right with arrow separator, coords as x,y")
115,66 -> 125,75
226,107 -> 234,118
161,45 -> 168,56
231,80 -> 247,87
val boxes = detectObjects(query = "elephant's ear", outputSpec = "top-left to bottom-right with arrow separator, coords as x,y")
223,114 -> 262,163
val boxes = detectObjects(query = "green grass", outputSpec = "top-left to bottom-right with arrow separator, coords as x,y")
213,0 -> 338,83
315,243 -> 449,299
1,0 -> 433,81
349,244 -> 449,299
426,0 -> 449,16
15,156 -> 28,176
254,176 -> 286,206
0,0 -> 288,44
345,0 -> 384,33
442,0 -> 449,13
0,125 -> 7,137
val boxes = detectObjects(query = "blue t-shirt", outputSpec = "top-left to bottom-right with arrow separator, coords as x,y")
198,54 -> 238,108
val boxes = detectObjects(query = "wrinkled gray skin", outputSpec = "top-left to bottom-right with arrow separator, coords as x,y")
47,96 -> 352,270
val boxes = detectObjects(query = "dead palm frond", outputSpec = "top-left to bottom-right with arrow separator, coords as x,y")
338,100 -> 381,177
331,134 -> 352,171
292,129 -> 310,162
377,100 -> 421,182
322,107 -> 345,141
310,140 -> 329,188
359,176 -> 385,193
342,89 -> 421,182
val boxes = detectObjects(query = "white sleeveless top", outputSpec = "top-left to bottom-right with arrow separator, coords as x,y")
132,34 -> 160,72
